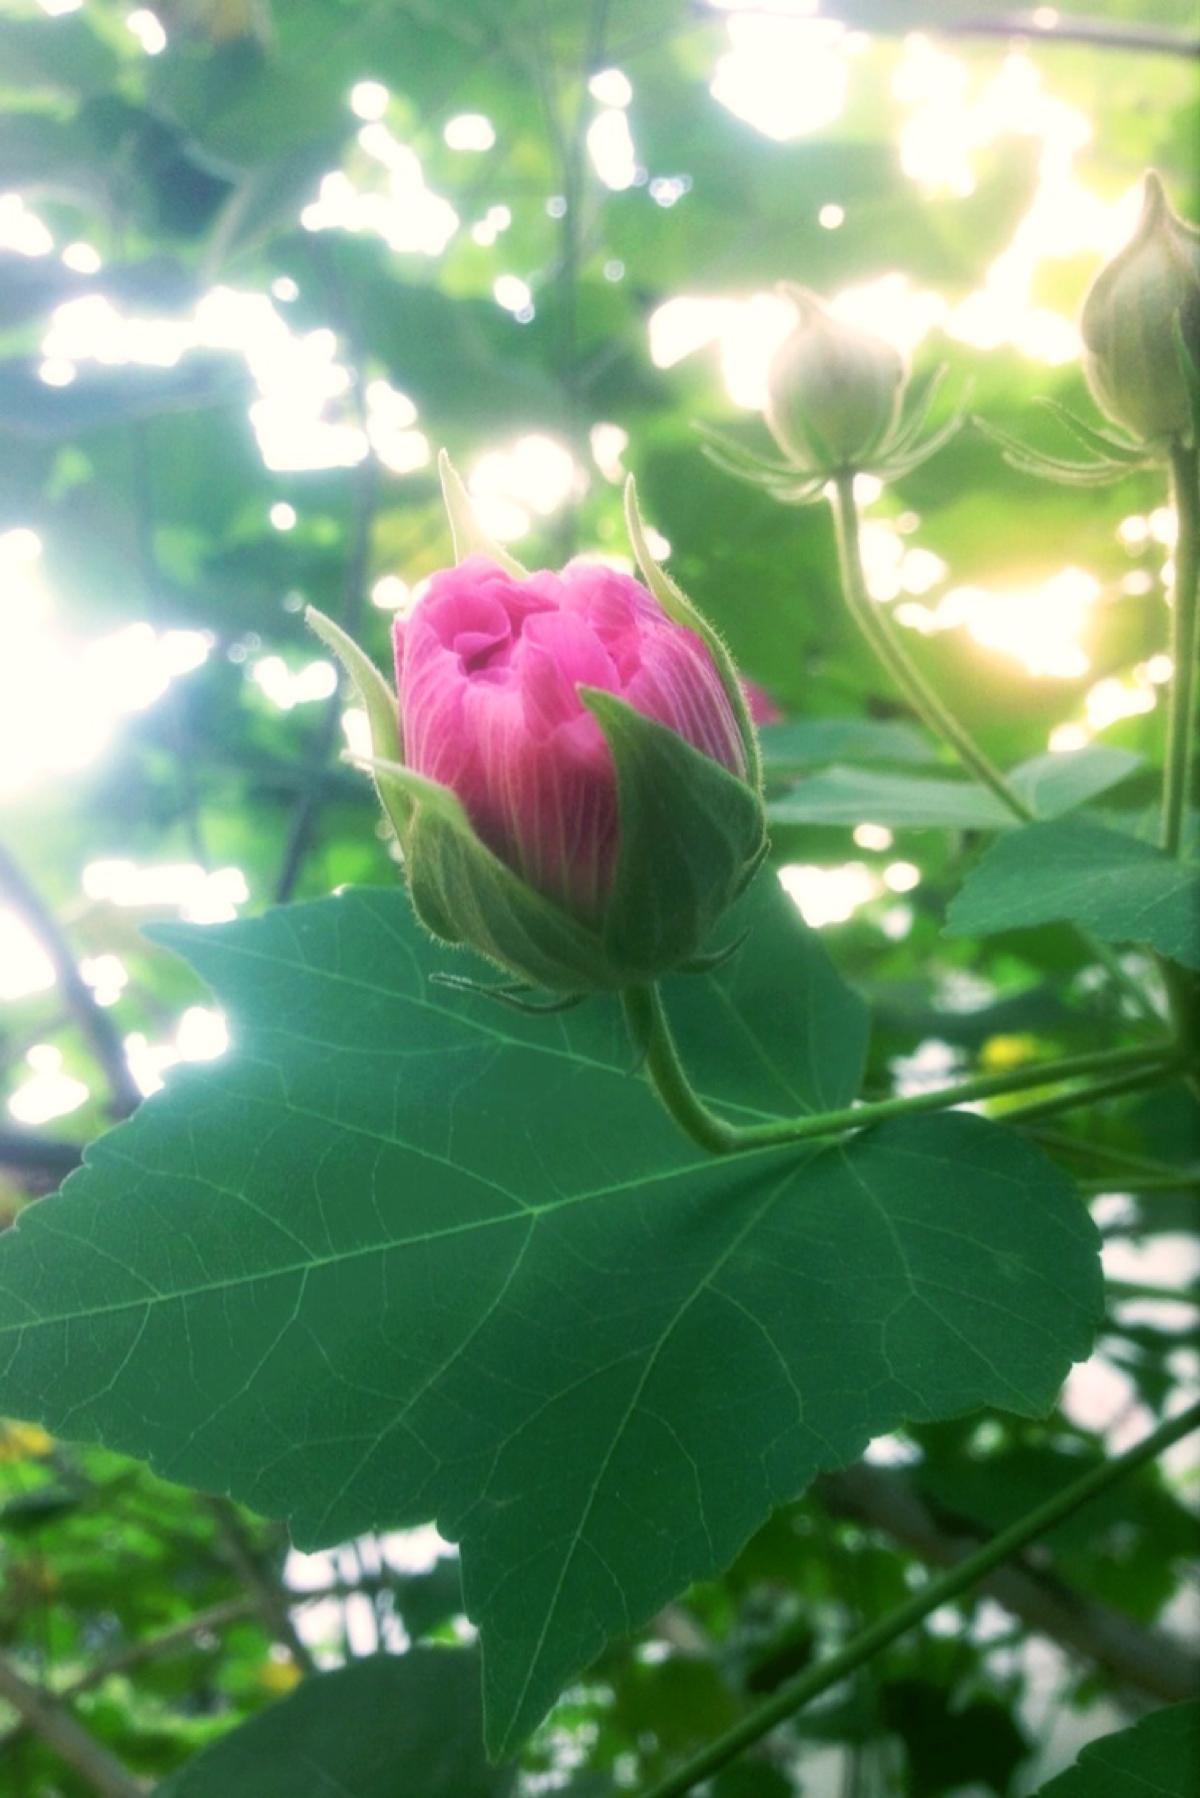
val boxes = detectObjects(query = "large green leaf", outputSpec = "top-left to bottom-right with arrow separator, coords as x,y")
945,818 -> 1200,968
0,875 -> 1101,1756
154,1650 -> 513,1798
768,747 -> 1143,832
769,766 -> 1013,830
757,718 -> 941,775
1007,747 -> 1144,816
1034,1700 -> 1200,1798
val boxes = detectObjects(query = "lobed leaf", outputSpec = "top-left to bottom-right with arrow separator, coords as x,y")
154,1650 -> 511,1798
0,879 -> 1101,1756
946,818 -> 1200,968
770,747 -> 1143,832
1034,1700 -> 1199,1798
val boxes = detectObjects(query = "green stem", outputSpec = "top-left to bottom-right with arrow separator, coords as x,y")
1030,1129 -> 1195,1179
623,983 -> 1175,1157
636,1400 -> 1200,1798
831,474 -> 1160,1024
997,1061 -> 1185,1130
1104,1277 -> 1198,1305
830,474 -> 1034,822
1079,1171 -> 1199,1195
1156,443 -> 1200,1060
1162,442 -> 1199,858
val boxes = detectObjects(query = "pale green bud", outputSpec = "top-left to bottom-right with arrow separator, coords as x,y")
765,285 -> 907,474
1080,171 -> 1200,446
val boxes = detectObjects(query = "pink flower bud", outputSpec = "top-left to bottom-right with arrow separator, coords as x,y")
395,555 -> 748,926
742,679 -> 782,726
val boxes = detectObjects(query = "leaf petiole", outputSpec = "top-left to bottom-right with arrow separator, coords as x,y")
828,474 -> 1032,822
623,982 -> 1178,1157
1162,442 -> 1199,860
828,475 -> 1160,1025
635,1399 -> 1200,1798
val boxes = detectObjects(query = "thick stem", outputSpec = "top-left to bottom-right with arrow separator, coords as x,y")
1162,442 -> 1199,858
636,1400 -> 1200,1798
622,985 -> 739,1154
0,1655 -> 147,1798
623,983 -> 1175,1158
818,1461 -> 1199,1702
998,1061 -> 1187,1129
830,475 -> 1033,821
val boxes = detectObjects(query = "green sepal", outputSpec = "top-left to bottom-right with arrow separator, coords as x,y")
438,450 -> 527,576
675,927 -> 752,977
305,605 -> 411,835
875,366 -> 968,476
882,363 -> 950,457
624,478 -> 763,790
691,423 -> 802,482
580,688 -> 768,982
972,416 -> 1153,486
692,424 -> 830,505
364,757 -> 620,991
1035,398 -> 1155,463
1174,310 -> 1200,449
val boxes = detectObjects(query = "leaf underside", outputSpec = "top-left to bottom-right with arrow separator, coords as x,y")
1034,1700 -> 1200,1798
770,746 -> 1143,832
946,817 -> 1200,968
154,1650 -> 511,1798
0,874 -> 1101,1756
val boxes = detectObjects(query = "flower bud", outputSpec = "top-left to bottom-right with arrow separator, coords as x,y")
386,554 -> 764,992
765,285 -> 907,474
1080,171 -> 1200,445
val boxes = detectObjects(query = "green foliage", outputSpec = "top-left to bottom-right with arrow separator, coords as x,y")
769,747 -> 1143,830
154,1650 -> 513,1798
0,874 -> 1103,1751
946,817 -> 1200,967
0,0 -> 1196,1793
1034,1700 -> 1200,1797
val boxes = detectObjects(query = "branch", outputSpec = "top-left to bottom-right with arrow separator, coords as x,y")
0,842 -> 141,1120
0,1654 -> 147,1798
0,1598 -> 257,1761
62,1596 -> 257,1701
274,253 -> 380,906
691,2 -> 1200,59
204,1498 -> 318,1676
817,1462 -> 1199,1704
932,10 -> 1200,57
638,1403 -> 1200,1798
0,1129 -> 84,1181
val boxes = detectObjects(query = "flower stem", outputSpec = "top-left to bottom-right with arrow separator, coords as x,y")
1149,442 -> 1200,1061
635,1399 -> 1200,1798
622,985 -> 741,1156
992,1062 -> 1183,1130
829,474 -> 1034,822
829,473 -> 1158,1025
1162,442 -> 1199,858
622,983 -> 1176,1158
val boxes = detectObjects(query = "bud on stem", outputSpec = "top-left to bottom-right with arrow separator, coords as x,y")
1081,170 -> 1200,447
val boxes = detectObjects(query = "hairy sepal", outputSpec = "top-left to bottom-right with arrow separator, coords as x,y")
367,758 -> 621,993
306,605 -> 410,834
624,478 -> 762,790
438,450 -> 528,576
582,688 -> 768,982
